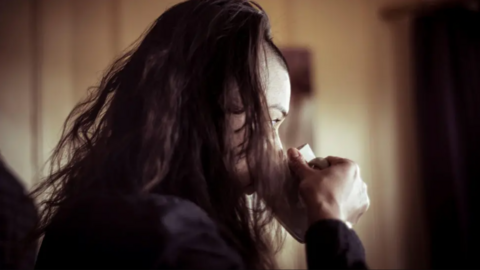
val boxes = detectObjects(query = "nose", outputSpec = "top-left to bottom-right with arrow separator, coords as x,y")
274,131 -> 284,151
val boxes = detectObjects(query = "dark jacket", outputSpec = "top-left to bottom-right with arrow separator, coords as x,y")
35,193 -> 368,269
0,157 -> 39,270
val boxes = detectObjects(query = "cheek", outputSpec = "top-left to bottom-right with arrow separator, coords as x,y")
233,144 -> 251,191
228,114 -> 252,188
233,130 -> 284,191
228,113 -> 246,155
227,115 -> 284,191
235,157 -> 251,189
274,130 -> 283,151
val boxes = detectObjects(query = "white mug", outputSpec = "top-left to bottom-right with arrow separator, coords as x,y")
274,144 -> 351,243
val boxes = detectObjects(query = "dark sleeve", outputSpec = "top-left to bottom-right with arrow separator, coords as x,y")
35,194 -> 244,269
305,220 -> 369,269
0,158 -> 39,270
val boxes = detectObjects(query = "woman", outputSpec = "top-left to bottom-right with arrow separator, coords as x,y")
32,0 -> 370,269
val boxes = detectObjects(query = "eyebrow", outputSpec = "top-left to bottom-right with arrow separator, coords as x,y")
269,104 -> 288,118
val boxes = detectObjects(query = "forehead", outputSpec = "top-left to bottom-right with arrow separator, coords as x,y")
260,48 -> 291,112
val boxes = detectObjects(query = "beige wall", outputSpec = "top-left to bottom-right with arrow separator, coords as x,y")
0,0 -> 36,184
0,0 -> 427,268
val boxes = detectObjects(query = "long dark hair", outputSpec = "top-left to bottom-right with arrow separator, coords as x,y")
30,0 -> 290,268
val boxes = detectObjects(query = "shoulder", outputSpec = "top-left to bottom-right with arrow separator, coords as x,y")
41,195 -> 243,269
40,193 -> 243,269
50,193 -> 216,239
0,159 -> 38,269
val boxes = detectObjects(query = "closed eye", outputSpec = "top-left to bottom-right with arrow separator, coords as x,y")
269,104 -> 288,129
271,118 -> 282,127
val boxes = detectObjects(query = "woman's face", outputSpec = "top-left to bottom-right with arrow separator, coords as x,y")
230,47 -> 291,193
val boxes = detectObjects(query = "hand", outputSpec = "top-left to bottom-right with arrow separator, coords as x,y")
287,148 -> 370,227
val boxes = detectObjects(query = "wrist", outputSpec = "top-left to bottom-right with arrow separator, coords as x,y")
307,202 -> 345,226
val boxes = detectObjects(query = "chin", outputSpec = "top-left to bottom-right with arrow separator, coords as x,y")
244,183 -> 255,195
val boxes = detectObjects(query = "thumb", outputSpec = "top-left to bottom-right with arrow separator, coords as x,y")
287,148 -> 314,179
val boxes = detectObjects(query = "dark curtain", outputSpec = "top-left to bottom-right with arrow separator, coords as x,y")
413,5 -> 480,269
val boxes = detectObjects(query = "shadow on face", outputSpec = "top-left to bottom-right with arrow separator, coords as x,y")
229,46 -> 291,194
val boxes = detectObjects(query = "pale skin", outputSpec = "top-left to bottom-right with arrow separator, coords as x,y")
232,46 -> 370,227
229,46 -> 291,193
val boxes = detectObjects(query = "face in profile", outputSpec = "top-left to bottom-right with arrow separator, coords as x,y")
230,46 -> 291,194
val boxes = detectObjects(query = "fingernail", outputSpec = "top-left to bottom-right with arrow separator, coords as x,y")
288,148 -> 300,158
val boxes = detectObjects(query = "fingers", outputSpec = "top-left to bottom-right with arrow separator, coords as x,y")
324,156 -> 357,172
363,183 -> 370,211
351,182 -> 370,225
308,157 -> 330,170
323,156 -> 349,166
287,148 -> 315,179
324,156 -> 360,177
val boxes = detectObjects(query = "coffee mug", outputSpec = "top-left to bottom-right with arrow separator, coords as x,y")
274,144 -> 353,242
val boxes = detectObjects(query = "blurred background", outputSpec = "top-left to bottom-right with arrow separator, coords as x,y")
1,0 -> 479,269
